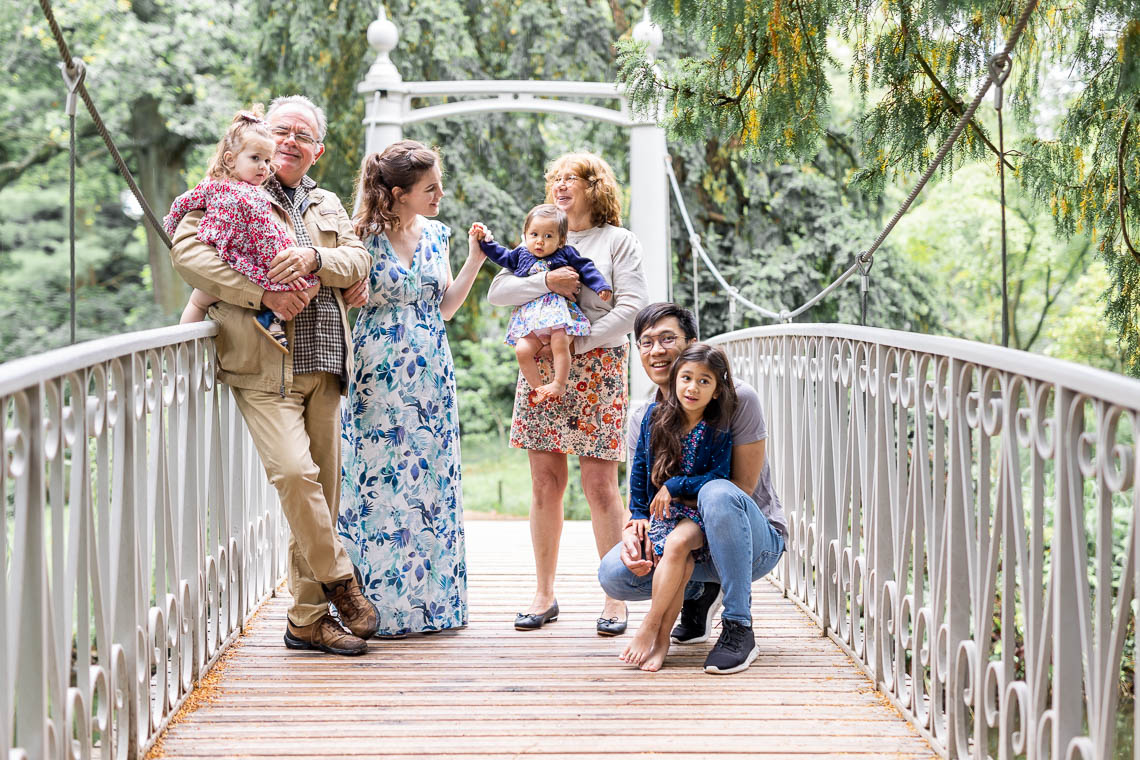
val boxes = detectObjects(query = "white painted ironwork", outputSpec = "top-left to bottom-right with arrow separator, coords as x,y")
2,323 -> 286,759
713,323 -> 1139,760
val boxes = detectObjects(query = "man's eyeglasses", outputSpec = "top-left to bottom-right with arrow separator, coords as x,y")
637,333 -> 679,352
270,126 -> 319,147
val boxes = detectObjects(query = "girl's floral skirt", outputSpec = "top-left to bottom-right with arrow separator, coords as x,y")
509,345 -> 628,461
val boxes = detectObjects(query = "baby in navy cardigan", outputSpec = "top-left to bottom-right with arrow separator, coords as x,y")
470,205 -> 612,400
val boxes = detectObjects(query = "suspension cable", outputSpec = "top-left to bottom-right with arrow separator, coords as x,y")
36,0 -> 174,251
663,159 -> 785,321
666,0 -> 1038,324
61,61 -> 83,344
990,53 -> 1013,347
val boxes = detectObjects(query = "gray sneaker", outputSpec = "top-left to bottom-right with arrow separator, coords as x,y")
703,619 -> 759,674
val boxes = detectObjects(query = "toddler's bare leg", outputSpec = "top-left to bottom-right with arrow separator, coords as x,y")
180,288 -> 218,324
514,334 -> 546,391
536,328 -> 571,400
620,519 -> 704,670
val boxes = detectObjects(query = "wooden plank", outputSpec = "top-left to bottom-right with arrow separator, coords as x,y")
148,521 -> 936,759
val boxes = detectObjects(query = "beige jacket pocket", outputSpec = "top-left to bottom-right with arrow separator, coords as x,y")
313,213 -> 340,249
209,302 -> 265,376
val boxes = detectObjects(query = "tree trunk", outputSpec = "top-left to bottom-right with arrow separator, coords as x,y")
129,95 -> 192,316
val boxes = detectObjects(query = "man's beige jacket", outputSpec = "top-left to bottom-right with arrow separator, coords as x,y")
169,187 -> 371,395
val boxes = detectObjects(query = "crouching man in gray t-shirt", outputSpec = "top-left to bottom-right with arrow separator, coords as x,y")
598,303 -> 786,674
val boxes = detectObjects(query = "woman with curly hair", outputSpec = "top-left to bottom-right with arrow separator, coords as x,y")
488,152 -> 649,635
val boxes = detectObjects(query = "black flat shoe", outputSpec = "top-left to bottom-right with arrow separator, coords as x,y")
596,603 -> 628,636
515,601 -> 559,630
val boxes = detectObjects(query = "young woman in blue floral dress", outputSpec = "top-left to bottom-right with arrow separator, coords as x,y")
337,141 -> 486,636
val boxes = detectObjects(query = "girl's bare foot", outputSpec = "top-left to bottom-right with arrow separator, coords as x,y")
639,628 -> 673,671
640,643 -> 669,672
620,625 -> 657,666
536,381 -> 565,400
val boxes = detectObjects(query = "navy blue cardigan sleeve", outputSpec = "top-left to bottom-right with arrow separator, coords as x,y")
479,240 -> 521,272
664,428 -> 733,499
562,246 -> 612,294
628,405 -> 656,521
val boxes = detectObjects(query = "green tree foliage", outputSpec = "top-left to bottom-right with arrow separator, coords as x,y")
2,0 -> 252,354
619,0 -> 1140,370
668,134 -> 938,337
893,162 -> 1108,360
246,0 -> 640,345
451,338 -> 519,440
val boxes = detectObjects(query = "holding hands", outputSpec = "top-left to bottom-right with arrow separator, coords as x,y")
620,519 -> 656,576
468,221 -> 493,244
467,222 -> 490,265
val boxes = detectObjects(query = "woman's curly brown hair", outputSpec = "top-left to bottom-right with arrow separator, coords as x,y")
543,152 -> 622,228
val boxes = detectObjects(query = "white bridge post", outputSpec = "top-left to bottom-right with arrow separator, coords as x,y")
359,8 -> 404,158
628,13 -> 669,401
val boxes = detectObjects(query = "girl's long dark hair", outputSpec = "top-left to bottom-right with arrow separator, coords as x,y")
650,343 -> 737,489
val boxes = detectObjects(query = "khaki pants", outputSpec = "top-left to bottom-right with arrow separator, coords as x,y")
232,372 -> 355,626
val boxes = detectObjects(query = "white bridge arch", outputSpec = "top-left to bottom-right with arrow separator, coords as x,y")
356,9 -> 671,397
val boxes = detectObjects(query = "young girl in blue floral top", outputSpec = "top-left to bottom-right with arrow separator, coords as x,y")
620,343 -> 737,672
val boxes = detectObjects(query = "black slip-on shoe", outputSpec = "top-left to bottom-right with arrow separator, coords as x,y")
514,601 -> 559,630
596,603 -> 628,636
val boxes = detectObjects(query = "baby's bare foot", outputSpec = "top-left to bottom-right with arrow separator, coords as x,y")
620,626 -> 657,666
639,643 -> 669,672
536,382 -> 566,400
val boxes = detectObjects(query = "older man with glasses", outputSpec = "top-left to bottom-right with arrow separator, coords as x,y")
170,95 -> 380,656
597,302 -> 787,674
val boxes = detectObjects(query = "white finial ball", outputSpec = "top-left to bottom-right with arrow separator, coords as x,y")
632,10 -> 663,59
368,12 -> 399,55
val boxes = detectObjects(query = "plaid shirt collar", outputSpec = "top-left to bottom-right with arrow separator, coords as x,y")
266,174 -> 318,212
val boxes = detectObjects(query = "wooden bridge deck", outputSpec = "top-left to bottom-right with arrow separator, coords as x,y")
150,521 -> 936,759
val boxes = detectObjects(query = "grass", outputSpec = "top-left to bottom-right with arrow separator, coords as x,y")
459,434 -> 591,520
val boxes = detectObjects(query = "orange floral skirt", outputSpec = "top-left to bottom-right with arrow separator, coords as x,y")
509,345 -> 629,461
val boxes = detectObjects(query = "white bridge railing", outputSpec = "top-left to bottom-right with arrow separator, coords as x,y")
713,324 -> 1139,760
1,324 -> 286,759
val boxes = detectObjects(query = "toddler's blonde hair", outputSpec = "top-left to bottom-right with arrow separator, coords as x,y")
205,105 -> 278,182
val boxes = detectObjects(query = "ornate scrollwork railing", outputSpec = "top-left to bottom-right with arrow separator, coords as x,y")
713,324 -> 1139,760
1,323 -> 286,759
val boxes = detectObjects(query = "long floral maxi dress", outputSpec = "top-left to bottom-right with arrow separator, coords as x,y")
338,219 -> 467,636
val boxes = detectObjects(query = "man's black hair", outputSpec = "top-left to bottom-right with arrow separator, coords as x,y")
633,302 -> 698,340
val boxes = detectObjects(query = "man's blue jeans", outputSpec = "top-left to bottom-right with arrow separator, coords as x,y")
598,480 -> 785,625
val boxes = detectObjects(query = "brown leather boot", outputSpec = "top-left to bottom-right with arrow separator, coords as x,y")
283,614 -> 368,656
323,575 -> 380,639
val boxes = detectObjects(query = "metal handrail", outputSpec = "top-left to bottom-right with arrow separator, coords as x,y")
714,323 -> 1140,759
2,325 -> 286,759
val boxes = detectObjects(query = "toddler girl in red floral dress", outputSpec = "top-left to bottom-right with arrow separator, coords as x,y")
163,105 -> 318,353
